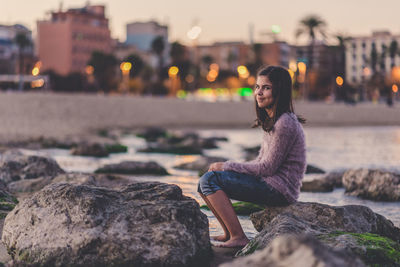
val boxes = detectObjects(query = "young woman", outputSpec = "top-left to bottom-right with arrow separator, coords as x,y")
197,65 -> 306,248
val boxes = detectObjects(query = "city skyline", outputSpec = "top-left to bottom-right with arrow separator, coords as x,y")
1,0 -> 400,45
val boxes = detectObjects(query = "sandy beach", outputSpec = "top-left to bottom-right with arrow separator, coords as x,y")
0,91 -> 399,142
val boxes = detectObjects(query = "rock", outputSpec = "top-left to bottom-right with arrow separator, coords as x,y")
243,146 -> 260,161
318,231 -> 400,267
174,156 -> 228,173
0,180 -> 18,219
342,169 -> 400,201
139,139 -> 203,155
136,127 -> 168,141
95,161 -> 169,175
238,202 -> 400,257
223,235 -> 365,267
301,171 -> 345,192
71,143 -> 128,157
8,173 -> 134,193
0,150 -> 65,184
306,164 -> 326,174
2,182 -> 211,266
200,201 -> 264,216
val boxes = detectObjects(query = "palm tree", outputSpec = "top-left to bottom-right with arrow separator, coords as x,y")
389,40 -> 398,68
380,44 -> 387,72
335,33 -> 352,80
370,43 -> 378,74
151,36 -> 165,82
296,15 -> 327,69
14,32 -> 32,91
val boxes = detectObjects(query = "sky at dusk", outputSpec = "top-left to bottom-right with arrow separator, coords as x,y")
1,0 -> 400,45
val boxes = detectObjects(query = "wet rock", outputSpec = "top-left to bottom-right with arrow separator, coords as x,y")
342,169 -> 400,201
306,164 -> 326,174
139,137 -> 203,155
136,127 -> 168,142
95,161 -> 169,175
174,156 -> 228,173
301,171 -> 345,192
224,235 -> 365,267
0,180 -> 18,219
318,231 -> 400,267
70,143 -> 128,157
0,150 -> 65,184
238,202 -> 400,257
200,201 -> 264,216
2,182 -> 211,266
243,145 -> 260,161
8,173 -> 134,193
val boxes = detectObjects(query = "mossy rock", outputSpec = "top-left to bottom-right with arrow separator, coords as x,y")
105,144 -> 128,154
0,202 -> 16,211
200,201 -> 264,216
318,231 -> 400,266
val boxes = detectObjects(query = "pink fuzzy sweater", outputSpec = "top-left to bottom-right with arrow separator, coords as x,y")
223,112 -> 306,203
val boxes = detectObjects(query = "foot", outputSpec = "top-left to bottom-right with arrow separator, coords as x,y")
211,235 -> 230,242
215,237 -> 249,248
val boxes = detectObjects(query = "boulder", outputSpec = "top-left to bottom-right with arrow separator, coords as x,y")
139,136 -> 204,155
238,202 -> 400,257
305,164 -> 326,174
301,171 -> 345,192
223,235 -> 365,267
174,156 -> 228,173
2,182 -> 211,266
136,127 -> 168,142
342,169 -> 400,201
8,173 -> 134,193
0,150 -> 65,184
95,161 -> 169,175
71,143 -> 128,157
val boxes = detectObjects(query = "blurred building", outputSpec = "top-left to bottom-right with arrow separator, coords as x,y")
259,42 -> 290,67
195,42 -> 250,72
0,24 -> 34,74
346,31 -> 400,85
37,4 -> 112,75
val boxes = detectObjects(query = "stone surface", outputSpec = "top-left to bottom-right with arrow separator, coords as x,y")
0,150 -> 65,184
238,202 -> 400,257
174,156 -> 228,173
71,143 -> 128,157
2,182 -> 211,266
201,201 -> 264,216
301,171 -> 345,192
8,173 -> 134,193
224,235 -> 365,267
342,169 -> 400,201
95,161 -> 169,175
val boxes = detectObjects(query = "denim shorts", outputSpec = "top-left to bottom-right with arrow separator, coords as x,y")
197,171 -> 289,206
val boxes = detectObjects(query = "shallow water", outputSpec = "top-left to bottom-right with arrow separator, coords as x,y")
40,126 -> 400,239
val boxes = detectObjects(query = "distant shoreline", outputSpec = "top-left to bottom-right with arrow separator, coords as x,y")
0,92 -> 398,143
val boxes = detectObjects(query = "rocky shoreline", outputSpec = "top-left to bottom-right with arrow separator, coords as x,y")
0,128 -> 398,266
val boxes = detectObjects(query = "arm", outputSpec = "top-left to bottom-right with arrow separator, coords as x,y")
223,118 -> 296,177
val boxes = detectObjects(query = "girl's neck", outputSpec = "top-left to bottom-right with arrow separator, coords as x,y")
266,108 -> 274,118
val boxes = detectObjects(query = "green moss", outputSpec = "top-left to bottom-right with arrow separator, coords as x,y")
0,213 -> 7,219
0,202 -> 15,211
200,201 -> 264,216
319,231 -> 400,266
105,144 -> 128,154
97,129 -> 109,137
238,239 -> 259,256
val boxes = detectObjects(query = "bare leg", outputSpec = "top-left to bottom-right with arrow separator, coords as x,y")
200,193 -> 230,242
205,190 -> 249,248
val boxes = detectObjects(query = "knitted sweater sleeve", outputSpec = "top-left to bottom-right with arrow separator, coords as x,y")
223,116 -> 296,177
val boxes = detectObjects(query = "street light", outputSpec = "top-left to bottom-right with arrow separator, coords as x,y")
297,62 -> 307,100
120,62 -> 132,93
168,66 -> 179,96
336,76 -> 344,87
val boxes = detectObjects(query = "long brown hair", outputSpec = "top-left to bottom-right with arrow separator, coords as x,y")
253,65 -> 306,132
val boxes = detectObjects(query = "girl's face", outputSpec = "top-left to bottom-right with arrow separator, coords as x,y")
254,75 -> 274,110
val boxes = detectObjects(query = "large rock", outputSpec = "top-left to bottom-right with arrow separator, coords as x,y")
0,150 -> 65,184
71,143 -> 128,157
238,202 -> 400,257
95,161 -> 169,175
301,171 -> 344,192
174,156 -> 228,173
342,169 -> 400,201
8,172 -> 134,193
2,182 -> 211,266
223,235 -> 365,267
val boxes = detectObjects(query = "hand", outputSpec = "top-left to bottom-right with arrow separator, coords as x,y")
208,162 -> 224,172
